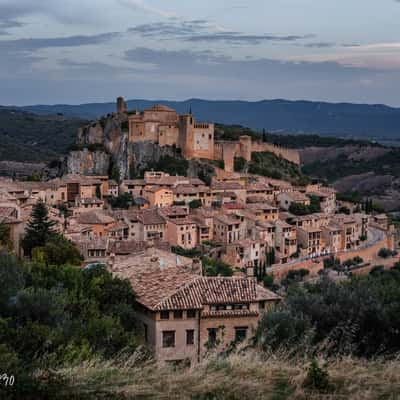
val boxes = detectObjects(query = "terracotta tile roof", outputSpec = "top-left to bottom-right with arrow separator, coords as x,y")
77,210 -> 115,225
124,209 -> 166,225
246,203 -> 277,211
129,272 -> 274,311
140,209 -> 166,225
246,195 -> 267,203
255,285 -> 281,301
167,217 -> 197,226
173,184 -> 209,194
212,182 -> 244,191
284,191 -> 310,202
144,185 -> 172,193
189,178 -> 205,186
109,240 -> 148,255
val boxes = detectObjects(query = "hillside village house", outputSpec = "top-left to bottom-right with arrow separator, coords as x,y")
274,220 -> 298,262
115,266 -> 280,364
165,218 -> 198,250
306,187 -> 336,214
76,210 -> 115,238
123,209 -> 167,242
143,186 -> 174,208
278,191 -> 311,211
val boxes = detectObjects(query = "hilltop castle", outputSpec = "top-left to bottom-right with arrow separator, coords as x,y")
117,97 -> 300,172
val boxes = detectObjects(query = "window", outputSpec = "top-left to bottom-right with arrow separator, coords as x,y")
174,310 -> 183,319
187,309 -> 196,318
160,310 -> 170,320
208,328 -> 217,344
144,323 -> 148,343
186,329 -> 194,345
162,331 -> 175,348
235,326 -> 248,342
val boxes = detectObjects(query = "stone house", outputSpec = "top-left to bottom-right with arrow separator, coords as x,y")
165,218 -> 198,250
144,186 -> 174,208
123,209 -> 167,242
278,191 -> 311,211
76,210 -> 116,238
274,220 -> 298,262
297,226 -> 323,257
120,267 -> 280,364
213,213 -> 244,246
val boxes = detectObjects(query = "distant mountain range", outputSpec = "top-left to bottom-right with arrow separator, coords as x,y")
1,98 -> 400,140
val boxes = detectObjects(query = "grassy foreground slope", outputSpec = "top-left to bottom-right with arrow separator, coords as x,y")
35,353 -> 400,399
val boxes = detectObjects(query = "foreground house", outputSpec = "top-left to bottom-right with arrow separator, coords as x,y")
121,268 -> 280,364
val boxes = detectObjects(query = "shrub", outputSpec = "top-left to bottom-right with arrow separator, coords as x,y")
202,257 -> 233,277
378,248 -> 396,259
303,359 -> 331,393
189,199 -> 202,209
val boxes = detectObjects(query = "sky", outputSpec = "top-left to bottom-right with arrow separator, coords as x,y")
1,0 -> 400,106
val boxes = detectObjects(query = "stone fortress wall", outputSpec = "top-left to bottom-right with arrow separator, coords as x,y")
214,136 -> 300,173
119,97 -> 300,172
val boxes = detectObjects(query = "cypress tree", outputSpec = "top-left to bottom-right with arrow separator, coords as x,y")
22,200 -> 56,256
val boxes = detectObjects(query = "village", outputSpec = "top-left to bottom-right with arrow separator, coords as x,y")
0,102 -> 398,366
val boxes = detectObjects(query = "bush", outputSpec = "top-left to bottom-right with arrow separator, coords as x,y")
255,272 -> 400,357
189,199 -> 202,209
378,248 -> 397,259
303,359 -> 331,393
282,269 -> 309,286
171,246 -> 202,258
234,157 -> 247,172
202,257 -> 234,277
108,193 -> 133,209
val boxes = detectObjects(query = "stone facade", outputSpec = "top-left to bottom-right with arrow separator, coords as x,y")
128,104 -> 214,161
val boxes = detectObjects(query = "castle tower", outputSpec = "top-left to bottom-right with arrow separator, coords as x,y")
116,97 -> 127,113
239,135 -> 252,161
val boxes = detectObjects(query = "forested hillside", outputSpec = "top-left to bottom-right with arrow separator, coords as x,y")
0,109 -> 86,162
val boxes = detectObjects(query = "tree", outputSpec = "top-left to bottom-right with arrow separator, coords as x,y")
0,223 -> 11,249
0,252 -> 24,309
202,257 -> 234,277
22,200 -> 56,257
262,128 -> 267,143
188,199 -> 202,209
108,193 -> 133,209
338,206 -> 350,215
95,185 -> 102,199
38,235 -> 83,266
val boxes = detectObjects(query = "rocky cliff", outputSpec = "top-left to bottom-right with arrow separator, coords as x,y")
66,113 -> 213,181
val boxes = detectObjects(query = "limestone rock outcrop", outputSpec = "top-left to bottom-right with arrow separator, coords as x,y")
67,148 -> 110,176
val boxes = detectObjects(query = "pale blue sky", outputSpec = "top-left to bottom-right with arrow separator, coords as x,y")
1,0 -> 400,105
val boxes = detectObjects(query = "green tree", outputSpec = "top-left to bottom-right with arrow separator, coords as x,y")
189,199 -> 202,209
0,223 -> 12,249
22,200 -> 56,257
39,235 -> 83,266
0,252 -> 24,309
202,257 -> 234,276
95,185 -> 102,199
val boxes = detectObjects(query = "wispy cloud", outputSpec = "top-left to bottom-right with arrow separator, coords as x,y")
117,0 -> 177,18
185,32 -> 314,44
128,19 -> 313,45
0,32 -> 120,52
0,19 -> 24,35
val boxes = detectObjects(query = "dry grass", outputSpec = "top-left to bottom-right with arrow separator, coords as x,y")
51,351 -> 400,400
